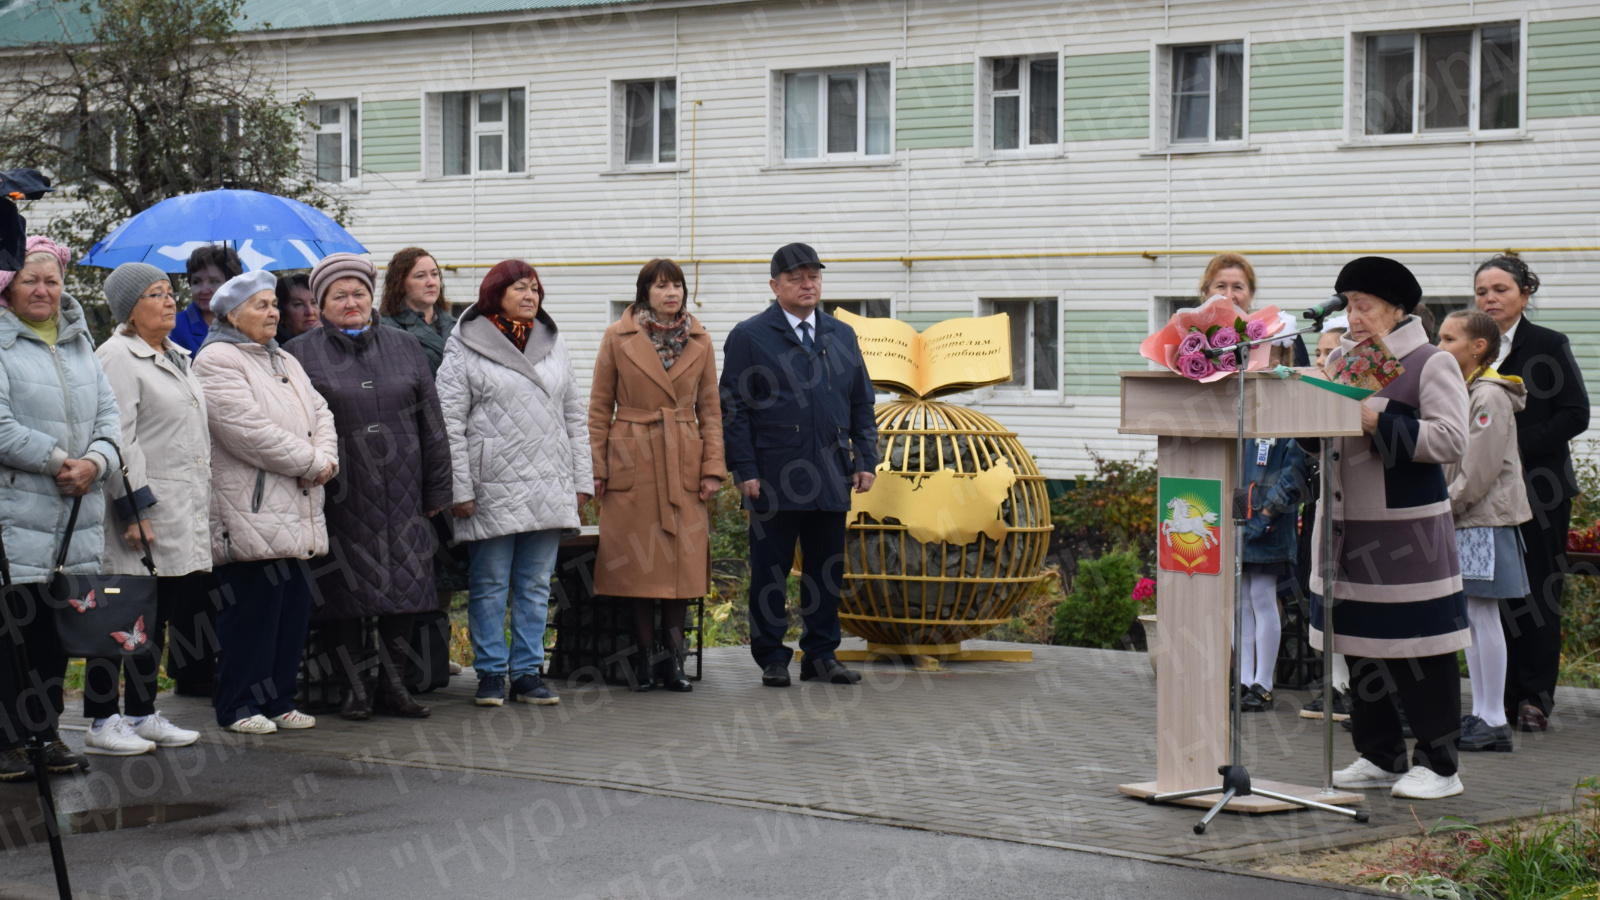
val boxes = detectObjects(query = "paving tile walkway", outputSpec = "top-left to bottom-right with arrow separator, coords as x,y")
158,641 -> 1600,865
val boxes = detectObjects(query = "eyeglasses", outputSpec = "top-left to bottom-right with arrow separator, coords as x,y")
139,290 -> 176,302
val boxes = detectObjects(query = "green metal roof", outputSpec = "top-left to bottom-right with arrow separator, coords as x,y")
0,0 -> 643,47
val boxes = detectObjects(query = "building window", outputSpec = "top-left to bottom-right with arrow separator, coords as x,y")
438,89 -> 525,176
823,299 -> 891,319
1362,24 -> 1520,136
782,65 -> 892,161
610,300 -> 632,322
1169,42 -> 1244,143
984,55 -> 1059,152
983,298 -> 1059,392
312,100 -> 359,183
57,113 -> 116,181
620,79 -> 677,167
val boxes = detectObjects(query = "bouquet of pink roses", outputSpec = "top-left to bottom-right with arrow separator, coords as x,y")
1139,295 -> 1288,382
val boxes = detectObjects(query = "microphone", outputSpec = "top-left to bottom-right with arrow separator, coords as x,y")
1302,293 -> 1348,320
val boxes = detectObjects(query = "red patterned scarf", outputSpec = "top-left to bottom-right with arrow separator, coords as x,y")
489,314 -> 532,353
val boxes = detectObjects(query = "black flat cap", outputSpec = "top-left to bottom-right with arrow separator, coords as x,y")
1334,256 -> 1423,313
771,242 -> 825,278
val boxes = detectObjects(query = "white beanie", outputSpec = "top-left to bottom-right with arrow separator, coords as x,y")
210,270 -> 278,322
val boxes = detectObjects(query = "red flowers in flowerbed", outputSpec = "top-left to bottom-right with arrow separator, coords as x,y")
1569,522 -> 1600,555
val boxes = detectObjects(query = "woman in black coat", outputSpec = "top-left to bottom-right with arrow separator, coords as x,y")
1474,256 -> 1590,732
286,254 -> 453,721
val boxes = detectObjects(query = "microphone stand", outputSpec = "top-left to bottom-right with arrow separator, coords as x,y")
1,562 -> 74,898
1146,320 -> 1368,834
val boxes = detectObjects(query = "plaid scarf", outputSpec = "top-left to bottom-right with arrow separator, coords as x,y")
634,304 -> 690,370
489,314 -> 533,353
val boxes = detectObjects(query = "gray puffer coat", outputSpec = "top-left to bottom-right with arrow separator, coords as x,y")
436,307 -> 591,542
0,296 -> 120,583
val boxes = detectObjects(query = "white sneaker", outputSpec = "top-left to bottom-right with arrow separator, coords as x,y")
448,661 -> 463,675
1332,757 -> 1404,789
270,710 -> 316,730
131,712 -> 200,748
226,714 -> 277,735
1392,766 -> 1464,799
83,715 -> 157,756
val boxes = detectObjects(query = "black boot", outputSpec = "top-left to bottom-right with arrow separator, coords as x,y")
661,648 -> 692,693
631,646 -> 656,692
376,617 -> 430,718
336,625 -> 373,721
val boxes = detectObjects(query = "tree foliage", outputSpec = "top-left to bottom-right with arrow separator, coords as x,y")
0,0 -> 343,306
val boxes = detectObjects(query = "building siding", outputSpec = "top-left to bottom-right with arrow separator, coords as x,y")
15,0 -> 1600,478
1062,309 -> 1148,397
1062,51 -> 1149,142
361,99 -> 422,173
896,64 -> 973,150
1249,38 -> 1344,133
1528,17 -> 1600,119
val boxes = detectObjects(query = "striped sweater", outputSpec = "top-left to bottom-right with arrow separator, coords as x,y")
1305,316 -> 1470,659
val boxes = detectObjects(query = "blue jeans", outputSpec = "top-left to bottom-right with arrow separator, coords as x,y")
467,530 -> 561,679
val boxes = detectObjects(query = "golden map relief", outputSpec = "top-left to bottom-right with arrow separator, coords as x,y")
852,460 -> 1018,545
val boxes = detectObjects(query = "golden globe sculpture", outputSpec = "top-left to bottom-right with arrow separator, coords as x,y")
841,399 -> 1053,657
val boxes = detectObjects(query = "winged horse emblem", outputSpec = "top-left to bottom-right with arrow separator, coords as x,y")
1161,497 -> 1219,549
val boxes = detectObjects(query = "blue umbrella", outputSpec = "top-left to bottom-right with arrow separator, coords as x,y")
79,189 -> 365,272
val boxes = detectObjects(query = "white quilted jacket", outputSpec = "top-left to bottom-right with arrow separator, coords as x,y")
193,334 -> 337,565
436,308 -> 591,542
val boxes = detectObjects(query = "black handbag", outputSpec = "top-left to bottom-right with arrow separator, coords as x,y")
46,444 -> 160,659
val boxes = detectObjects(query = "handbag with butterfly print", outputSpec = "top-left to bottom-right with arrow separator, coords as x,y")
46,442 -> 160,659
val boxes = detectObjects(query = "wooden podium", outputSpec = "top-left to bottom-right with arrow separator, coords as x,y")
1115,371 -> 1366,813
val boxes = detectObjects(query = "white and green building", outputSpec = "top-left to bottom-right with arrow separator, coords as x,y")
6,0 -> 1598,478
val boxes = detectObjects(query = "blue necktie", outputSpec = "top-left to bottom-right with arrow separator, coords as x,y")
799,321 -> 814,352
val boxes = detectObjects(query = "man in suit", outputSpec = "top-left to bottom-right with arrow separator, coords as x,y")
720,243 -> 877,687
1476,256 -> 1590,731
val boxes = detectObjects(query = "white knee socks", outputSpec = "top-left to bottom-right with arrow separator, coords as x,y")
1239,573 -> 1282,690
1464,595 -> 1508,727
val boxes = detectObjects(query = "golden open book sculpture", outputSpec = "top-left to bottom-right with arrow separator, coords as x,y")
832,310 -> 1053,663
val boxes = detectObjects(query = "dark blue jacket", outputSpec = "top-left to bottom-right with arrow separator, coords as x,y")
719,303 -> 878,512
1243,437 -> 1308,565
168,302 -> 209,355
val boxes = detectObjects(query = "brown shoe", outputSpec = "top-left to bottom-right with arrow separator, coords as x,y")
1516,703 -> 1547,733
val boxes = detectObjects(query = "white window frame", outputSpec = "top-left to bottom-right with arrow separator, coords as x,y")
57,112 -> 120,183
309,97 -> 360,185
822,297 -> 896,320
975,52 -> 1064,158
976,294 -> 1063,395
609,76 -> 680,171
423,86 -> 529,179
1344,15 -> 1527,144
609,299 -> 633,323
1149,38 -> 1250,152
770,63 -> 895,166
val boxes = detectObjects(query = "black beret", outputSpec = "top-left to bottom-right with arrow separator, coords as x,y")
1334,256 -> 1422,314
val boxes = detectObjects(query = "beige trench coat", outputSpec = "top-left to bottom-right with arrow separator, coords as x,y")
95,332 -> 213,577
588,308 -> 726,599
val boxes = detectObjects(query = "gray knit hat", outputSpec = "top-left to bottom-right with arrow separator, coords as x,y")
309,252 -> 377,306
103,262 -> 169,324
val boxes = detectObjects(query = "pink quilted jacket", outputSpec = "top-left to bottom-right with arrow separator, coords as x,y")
193,338 -> 337,565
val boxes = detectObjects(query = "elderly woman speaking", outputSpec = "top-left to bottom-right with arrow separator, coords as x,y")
194,270 -> 337,735
286,253 -> 452,721
0,236 -> 119,781
1308,257 -> 1470,801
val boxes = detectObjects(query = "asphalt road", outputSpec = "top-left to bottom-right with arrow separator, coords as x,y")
0,737 -> 1377,900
